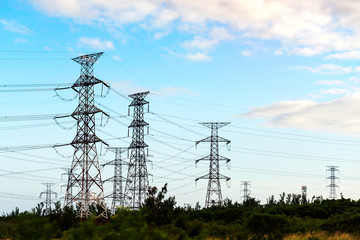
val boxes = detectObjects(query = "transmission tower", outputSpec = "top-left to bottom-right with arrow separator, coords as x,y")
326,166 -> 339,200
40,183 -> 57,214
64,52 -> 109,219
102,147 -> 128,214
195,122 -> 231,208
124,91 -> 150,210
241,181 -> 251,201
301,186 -> 307,203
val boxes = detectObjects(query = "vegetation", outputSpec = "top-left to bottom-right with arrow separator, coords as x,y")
1,185 -> 360,240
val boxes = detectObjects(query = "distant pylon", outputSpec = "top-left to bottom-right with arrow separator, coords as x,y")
124,91 -> 150,210
301,186 -> 307,203
326,166 -> 339,200
195,122 -> 231,208
102,147 -> 129,214
64,52 -> 109,219
241,181 -> 251,201
40,183 -> 57,214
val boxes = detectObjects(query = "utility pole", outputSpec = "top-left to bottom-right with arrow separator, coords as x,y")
124,91 -> 150,210
64,52 -> 109,219
102,147 -> 128,214
241,181 -> 251,201
327,166 -> 339,200
40,183 -> 57,214
195,122 -> 231,208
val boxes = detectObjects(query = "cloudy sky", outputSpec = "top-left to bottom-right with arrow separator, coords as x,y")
1,0 -> 360,212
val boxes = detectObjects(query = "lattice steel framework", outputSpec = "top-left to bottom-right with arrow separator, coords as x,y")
40,183 -> 57,214
327,166 -> 339,200
241,181 -> 251,201
196,122 -> 231,208
301,185 -> 307,203
124,91 -> 150,210
102,147 -> 128,214
64,52 -> 108,219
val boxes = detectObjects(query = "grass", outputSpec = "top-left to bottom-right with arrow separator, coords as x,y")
284,232 -> 360,240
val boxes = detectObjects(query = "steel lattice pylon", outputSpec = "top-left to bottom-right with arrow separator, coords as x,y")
102,147 -> 128,214
40,183 -> 57,214
327,166 -> 339,200
301,186 -> 307,203
196,122 -> 231,208
124,91 -> 150,210
241,181 -> 251,201
64,52 -> 108,219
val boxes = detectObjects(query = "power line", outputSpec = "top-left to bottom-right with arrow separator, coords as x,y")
230,147 -> 360,164
104,53 -> 156,91
0,113 -> 70,122
148,111 -> 360,146
0,83 -> 72,88
227,125 -> 360,144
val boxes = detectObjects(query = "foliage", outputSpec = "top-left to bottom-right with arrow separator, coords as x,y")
2,188 -> 360,239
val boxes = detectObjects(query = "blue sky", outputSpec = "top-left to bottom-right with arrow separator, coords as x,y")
1,0 -> 360,213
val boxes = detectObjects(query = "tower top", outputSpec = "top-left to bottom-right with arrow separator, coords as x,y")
199,122 -> 230,129
72,52 -> 104,66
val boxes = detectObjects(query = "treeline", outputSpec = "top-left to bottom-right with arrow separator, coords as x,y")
1,185 -> 360,240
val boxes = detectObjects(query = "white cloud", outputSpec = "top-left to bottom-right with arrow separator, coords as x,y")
316,80 -> 346,85
320,88 -> 349,95
153,31 -> 169,40
294,64 -> 352,75
349,76 -> 360,83
112,55 -> 122,61
326,51 -> 360,60
184,52 -> 212,61
241,50 -> 253,57
179,27 -> 232,61
13,38 -> 28,44
29,0 -> 360,57
289,47 -> 324,57
182,36 -> 218,50
241,92 -> 360,135
182,27 -> 232,51
77,37 -> 114,50
0,19 -> 30,34
354,66 -> 360,72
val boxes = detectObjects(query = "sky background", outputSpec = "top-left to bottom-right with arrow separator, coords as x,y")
2,0 -> 360,213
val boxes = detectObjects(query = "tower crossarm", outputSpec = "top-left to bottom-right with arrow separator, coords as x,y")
72,52 -> 103,65
196,136 -> 230,145
196,173 -> 230,181
72,76 -> 103,90
195,154 -> 230,163
129,91 -> 150,106
200,122 -> 230,129
103,176 -> 127,182
101,159 -> 129,167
